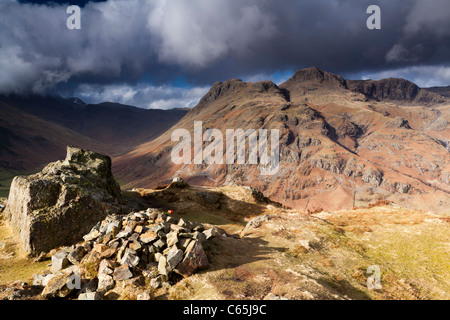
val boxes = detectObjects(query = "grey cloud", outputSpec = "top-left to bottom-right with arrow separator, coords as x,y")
0,0 -> 278,94
76,83 -> 210,109
356,65 -> 450,88
0,0 -> 449,98
384,0 -> 450,67
147,0 -> 276,68
404,0 -> 450,37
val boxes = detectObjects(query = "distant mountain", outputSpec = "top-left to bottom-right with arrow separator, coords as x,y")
0,95 -> 188,197
0,100 -> 114,173
0,95 -> 188,146
114,67 -> 450,214
425,86 -> 450,98
281,67 -> 446,104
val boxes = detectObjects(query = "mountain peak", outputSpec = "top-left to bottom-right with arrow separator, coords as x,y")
280,67 -> 347,90
347,78 -> 418,102
279,67 -> 446,104
68,97 -> 87,106
292,66 -> 325,80
191,67 -> 446,116
192,78 -> 286,113
194,78 -> 246,110
347,78 -> 446,103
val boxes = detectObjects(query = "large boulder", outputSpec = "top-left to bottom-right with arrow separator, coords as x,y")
5,146 -> 123,255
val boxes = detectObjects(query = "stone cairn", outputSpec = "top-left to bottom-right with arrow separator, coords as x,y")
32,208 -> 219,300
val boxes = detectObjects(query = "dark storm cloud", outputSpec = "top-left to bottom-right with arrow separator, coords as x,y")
18,0 -> 108,7
0,0 -> 450,104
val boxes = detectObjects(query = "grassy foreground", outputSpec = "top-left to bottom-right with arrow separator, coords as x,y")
0,184 -> 448,300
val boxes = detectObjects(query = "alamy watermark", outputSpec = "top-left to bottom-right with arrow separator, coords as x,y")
367,265 -> 382,290
66,5 -> 380,31
367,5 -> 381,30
171,121 -> 280,175
66,5 -> 81,30
67,271 -> 82,290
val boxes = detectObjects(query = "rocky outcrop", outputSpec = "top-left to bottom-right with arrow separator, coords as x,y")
347,78 -> 446,104
392,182 -> 411,194
441,172 -> 450,185
5,146 -> 123,255
361,168 -> 384,187
309,154 -> 345,175
280,67 -> 347,91
244,215 -> 272,229
249,80 -> 281,93
386,117 -> 411,129
191,78 -> 287,115
166,177 -> 189,189
192,79 -> 246,112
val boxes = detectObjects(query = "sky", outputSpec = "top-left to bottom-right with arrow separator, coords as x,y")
1,0 -> 450,109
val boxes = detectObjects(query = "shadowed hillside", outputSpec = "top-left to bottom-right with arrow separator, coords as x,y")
0,95 -> 188,146
0,96 -> 188,196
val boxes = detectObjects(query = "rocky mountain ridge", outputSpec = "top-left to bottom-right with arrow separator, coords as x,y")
281,67 -> 446,104
114,67 -> 450,214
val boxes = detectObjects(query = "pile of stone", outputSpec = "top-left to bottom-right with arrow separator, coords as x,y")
32,208 -> 219,300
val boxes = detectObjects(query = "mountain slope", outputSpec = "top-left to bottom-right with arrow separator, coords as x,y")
114,67 -> 450,214
0,95 -> 189,196
0,101 -> 124,196
0,95 -> 189,146
0,102 -> 117,171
